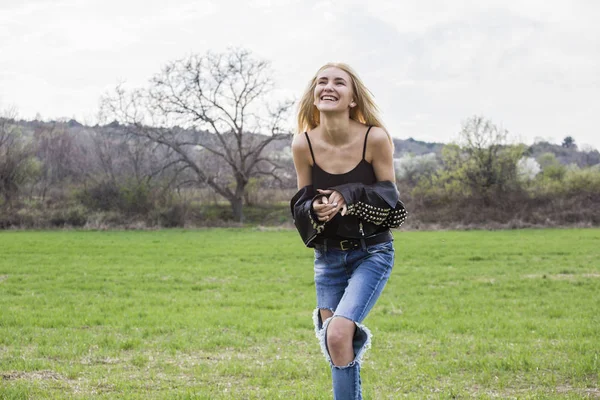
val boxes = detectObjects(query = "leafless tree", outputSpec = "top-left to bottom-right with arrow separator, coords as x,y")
0,108 -> 38,208
100,48 -> 294,222
79,124 -> 188,213
32,123 -> 91,202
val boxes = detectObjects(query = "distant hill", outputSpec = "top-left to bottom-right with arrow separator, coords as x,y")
526,141 -> 600,168
393,137 -> 445,157
392,136 -> 600,168
7,119 -> 599,167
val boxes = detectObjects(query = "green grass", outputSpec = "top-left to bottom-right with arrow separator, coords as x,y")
0,228 -> 599,399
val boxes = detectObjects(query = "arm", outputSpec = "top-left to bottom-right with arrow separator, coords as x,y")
291,133 -> 312,190
369,127 -> 396,183
291,133 -> 338,221
290,134 -> 332,246
290,185 -> 325,246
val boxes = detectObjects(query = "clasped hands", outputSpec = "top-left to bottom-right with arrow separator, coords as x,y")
312,189 -> 347,222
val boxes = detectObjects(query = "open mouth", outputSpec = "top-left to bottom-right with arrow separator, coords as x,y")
320,95 -> 338,102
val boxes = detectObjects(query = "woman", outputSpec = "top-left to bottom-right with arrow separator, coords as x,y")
290,63 -> 407,399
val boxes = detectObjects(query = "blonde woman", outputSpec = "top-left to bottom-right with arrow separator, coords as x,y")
290,63 -> 407,399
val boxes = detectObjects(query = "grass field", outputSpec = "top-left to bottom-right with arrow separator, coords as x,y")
0,228 -> 599,399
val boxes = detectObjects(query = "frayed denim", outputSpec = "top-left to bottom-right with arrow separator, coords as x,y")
312,241 -> 395,399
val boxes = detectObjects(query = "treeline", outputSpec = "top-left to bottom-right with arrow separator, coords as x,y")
396,117 -> 600,228
1,47 -> 599,230
1,114 -> 599,229
0,115 -> 295,229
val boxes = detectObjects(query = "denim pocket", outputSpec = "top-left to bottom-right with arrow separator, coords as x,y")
366,241 -> 394,255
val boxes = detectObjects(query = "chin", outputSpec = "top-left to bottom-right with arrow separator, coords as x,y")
317,104 -> 345,113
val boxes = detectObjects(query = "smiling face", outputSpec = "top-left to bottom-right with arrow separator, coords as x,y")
313,67 -> 356,113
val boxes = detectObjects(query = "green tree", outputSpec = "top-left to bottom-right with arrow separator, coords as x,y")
453,116 -> 525,204
562,136 -> 576,149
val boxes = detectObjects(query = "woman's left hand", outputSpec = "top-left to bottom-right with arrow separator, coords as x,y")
317,189 -> 347,217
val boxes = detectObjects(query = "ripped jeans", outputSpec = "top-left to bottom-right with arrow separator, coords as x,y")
313,240 -> 395,400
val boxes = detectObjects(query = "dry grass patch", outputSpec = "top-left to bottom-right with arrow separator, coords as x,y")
524,273 -> 600,280
2,370 -> 66,381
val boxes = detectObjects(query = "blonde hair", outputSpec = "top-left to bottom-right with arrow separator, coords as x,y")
297,63 -> 390,142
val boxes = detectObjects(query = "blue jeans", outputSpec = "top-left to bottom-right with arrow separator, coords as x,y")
312,240 -> 395,400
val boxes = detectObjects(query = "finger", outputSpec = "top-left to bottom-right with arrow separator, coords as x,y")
322,196 -> 328,204
328,209 -> 339,220
341,204 -> 347,216
314,201 -> 334,210
328,193 -> 342,202
313,203 -> 330,212
317,189 -> 333,194
322,207 -> 340,217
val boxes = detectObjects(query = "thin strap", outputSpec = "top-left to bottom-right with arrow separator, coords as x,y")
304,132 -> 316,164
362,126 -> 373,160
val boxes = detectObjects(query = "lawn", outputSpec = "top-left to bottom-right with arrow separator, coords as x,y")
0,228 -> 599,399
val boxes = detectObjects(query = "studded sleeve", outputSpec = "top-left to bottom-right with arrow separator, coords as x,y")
290,185 -> 326,247
328,180 -> 408,228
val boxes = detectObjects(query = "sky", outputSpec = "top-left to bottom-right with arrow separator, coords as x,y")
1,0 -> 599,150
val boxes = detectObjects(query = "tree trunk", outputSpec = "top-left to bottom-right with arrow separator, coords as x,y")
231,196 -> 244,223
231,174 -> 247,223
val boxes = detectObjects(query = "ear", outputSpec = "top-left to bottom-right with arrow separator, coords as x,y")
350,101 -> 356,108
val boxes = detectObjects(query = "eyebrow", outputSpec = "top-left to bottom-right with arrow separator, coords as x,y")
317,76 -> 347,82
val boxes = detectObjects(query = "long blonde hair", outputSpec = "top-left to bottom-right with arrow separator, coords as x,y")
297,63 -> 390,141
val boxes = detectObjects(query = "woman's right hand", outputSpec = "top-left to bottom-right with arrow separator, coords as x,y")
312,195 -> 340,222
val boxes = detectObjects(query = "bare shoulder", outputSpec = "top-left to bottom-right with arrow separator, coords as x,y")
292,132 -> 308,152
368,126 -> 390,144
368,126 -> 393,154
291,132 -> 312,165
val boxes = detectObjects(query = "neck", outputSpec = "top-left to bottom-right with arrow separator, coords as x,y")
320,112 -> 352,145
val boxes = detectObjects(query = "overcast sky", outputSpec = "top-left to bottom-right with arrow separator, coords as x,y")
1,0 -> 599,150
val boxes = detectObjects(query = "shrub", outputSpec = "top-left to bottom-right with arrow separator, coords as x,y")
77,181 -> 121,211
49,205 -> 88,227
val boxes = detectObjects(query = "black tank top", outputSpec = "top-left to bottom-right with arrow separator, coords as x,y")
305,126 -> 377,190
304,126 -> 382,239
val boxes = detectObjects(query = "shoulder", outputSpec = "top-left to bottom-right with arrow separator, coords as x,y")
368,126 -> 389,143
291,132 -> 312,164
292,131 -> 309,153
368,126 -> 393,153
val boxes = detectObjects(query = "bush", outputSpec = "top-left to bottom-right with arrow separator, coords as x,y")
119,181 -> 154,215
395,153 -> 439,186
76,181 -> 121,211
150,203 -> 189,228
564,167 -> 600,194
77,180 -> 156,216
49,205 -> 88,227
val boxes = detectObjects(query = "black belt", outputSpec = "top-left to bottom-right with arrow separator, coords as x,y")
313,231 -> 393,251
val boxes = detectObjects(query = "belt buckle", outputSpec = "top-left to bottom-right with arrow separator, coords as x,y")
339,240 -> 350,251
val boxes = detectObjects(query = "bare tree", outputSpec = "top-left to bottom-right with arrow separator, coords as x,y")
0,108 -> 39,208
100,48 -> 293,222
78,123 -> 189,214
32,123 -> 90,202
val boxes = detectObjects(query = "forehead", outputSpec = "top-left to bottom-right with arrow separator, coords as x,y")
316,67 -> 351,82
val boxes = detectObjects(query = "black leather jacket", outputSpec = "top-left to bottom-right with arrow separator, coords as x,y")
290,180 -> 408,247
